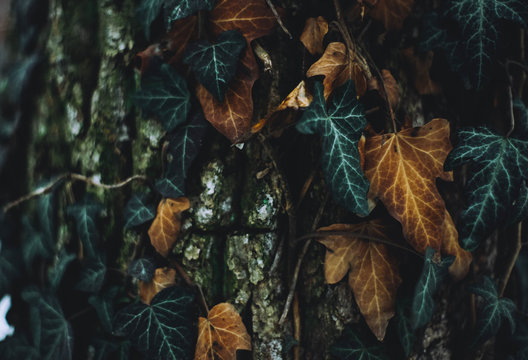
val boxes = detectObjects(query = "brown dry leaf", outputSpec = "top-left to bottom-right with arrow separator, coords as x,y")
369,0 -> 414,30
148,197 -> 190,257
197,0 -> 279,143
368,69 -> 400,109
307,42 -> 367,99
359,135 -> 366,170
277,80 -> 313,111
441,211 -> 472,281
402,48 -> 441,95
195,302 -> 251,360
136,16 -> 197,74
318,220 -> 402,341
300,16 -> 329,55
138,267 -> 177,304
364,119 -> 453,254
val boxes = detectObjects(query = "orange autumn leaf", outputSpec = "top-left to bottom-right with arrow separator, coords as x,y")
306,42 -> 367,99
137,16 -> 197,74
364,118 -> 453,254
369,0 -> 414,30
318,220 -> 402,341
195,302 -> 251,360
402,48 -> 441,95
441,210 -> 472,281
368,69 -> 400,109
300,16 -> 329,55
148,197 -> 190,257
138,267 -> 177,304
196,0 -> 279,143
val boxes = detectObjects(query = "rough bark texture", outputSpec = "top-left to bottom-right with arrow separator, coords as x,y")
1,0 -> 523,359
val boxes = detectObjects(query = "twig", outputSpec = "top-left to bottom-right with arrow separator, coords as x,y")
197,285 -> 210,315
506,85 -> 516,138
296,168 -> 317,210
293,292 -> 301,360
2,173 -> 148,213
279,194 -> 328,325
265,0 -> 292,39
294,230 -> 423,258
358,19 -> 372,42
269,235 -> 285,275
332,0 -> 355,54
499,222 -> 523,297
258,134 -> 297,246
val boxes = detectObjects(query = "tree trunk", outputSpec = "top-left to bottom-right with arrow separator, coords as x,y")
1,0 -> 524,359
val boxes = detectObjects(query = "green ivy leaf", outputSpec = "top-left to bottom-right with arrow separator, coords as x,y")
137,0 -> 164,40
88,286 -> 120,333
75,256 -> 107,293
513,97 -> 528,140
21,216 -> 54,272
444,127 -> 528,250
48,249 -> 76,291
0,334 -> 40,360
411,247 -> 453,329
296,80 -> 369,216
133,63 -> 190,132
38,192 -> 57,250
91,338 -> 130,360
395,298 -> 415,357
330,327 -> 389,360
128,258 -> 156,282
123,193 -> 156,229
469,276 -> 516,345
113,286 -> 196,360
155,113 -> 207,198
0,248 -> 21,295
419,11 -> 465,74
445,0 -> 528,87
164,0 -> 215,28
509,182 -> 528,225
66,196 -> 103,259
184,30 -> 246,101
22,287 -> 74,360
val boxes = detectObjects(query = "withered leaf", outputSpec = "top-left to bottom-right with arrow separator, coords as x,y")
307,42 -> 367,99
318,220 -> 402,341
369,0 -> 414,30
402,48 -> 441,95
368,69 -> 400,109
209,0 -> 278,43
195,302 -> 251,359
300,16 -> 329,55
364,119 -> 453,254
440,210 -> 472,281
138,267 -> 177,304
197,0 -> 279,143
148,198 -> 190,257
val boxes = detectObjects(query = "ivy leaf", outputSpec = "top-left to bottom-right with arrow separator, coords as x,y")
296,80 -> 369,216
164,0 -> 215,28
300,16 -> 329,55
469,276 -> 516,345
128,258 -> 156,282
138,267 -> 176,304
509,182 -> 528,226
513,97 -> 528,140
136,0 -> 164,40
66,196 -> 103,259
0,334 -> 40,360
75,256 -> 107,293
123,193 -> 156,229
48,249 -> 76,291
330,327 -> 389,360
148,198 -> 190,256
91,338 -> 130,360
0,248 -> 21,295
446,0 -> 528,87
22,287 -> 74,360
395,297 -> 415,357
155,113 -> 207,198
133,63 -> 190,132
113,286 -> 196,360
317,220 -> 402,341
411,247 -> 454,329
88,286 -> 120,333
445,127 -> 528,250
38,192 -> 56,250
369,0 -> 414,30
365,118 -> 466,264
21,216 -> 54,272
184,30 -> 246,101
195,302 -> 251,359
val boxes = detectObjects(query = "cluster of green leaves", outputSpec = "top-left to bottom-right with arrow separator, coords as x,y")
420,0 -> 528,88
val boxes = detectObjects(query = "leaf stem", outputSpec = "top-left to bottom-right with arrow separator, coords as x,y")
2,173 -> 149,213
265,0 -> 292,39
498,222 -> 523,297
